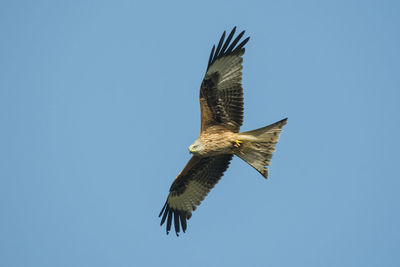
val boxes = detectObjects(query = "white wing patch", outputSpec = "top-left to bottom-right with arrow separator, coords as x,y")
206,54 -> 243,90
168,180 -> 207,211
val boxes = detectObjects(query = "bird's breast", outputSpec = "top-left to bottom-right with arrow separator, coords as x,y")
198,130 -> 237,156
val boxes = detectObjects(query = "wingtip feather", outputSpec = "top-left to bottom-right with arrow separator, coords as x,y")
207,27 -> 249,71
207,45 -> 216,69
166,209 -> 173,235
174,212 -> 180,236
180,213 -> 187,233
213,30 -> 226,62
160,204 -> 170,226
159,201 -> 167,217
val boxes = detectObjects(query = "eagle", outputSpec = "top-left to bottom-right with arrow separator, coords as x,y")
159,27 -> 287,236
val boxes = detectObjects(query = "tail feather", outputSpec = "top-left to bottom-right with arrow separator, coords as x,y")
235,118 -> 287,178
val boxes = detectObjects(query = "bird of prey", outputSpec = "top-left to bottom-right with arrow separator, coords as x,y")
159,27 -> 287,236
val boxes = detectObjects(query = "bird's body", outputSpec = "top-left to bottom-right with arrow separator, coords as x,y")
189,125 -> 239,156
159,27 -> 287,236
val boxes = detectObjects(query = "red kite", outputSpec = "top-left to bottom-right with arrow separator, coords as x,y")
159,27 -> 287,236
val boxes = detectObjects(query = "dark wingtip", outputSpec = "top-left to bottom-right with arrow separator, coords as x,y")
166,209 -> 173,234
160,204 -> 170,226
206,27 -> 249,71
180,213 -> 187,233
159,201 -> 167,217
207,45 -> 216,69
233,36 -> 250,53
226,30 -> 245,53
213,30 -> 226,63
221,27 -> 236,55
159,201 -> 189,236
174,212 -> 180,236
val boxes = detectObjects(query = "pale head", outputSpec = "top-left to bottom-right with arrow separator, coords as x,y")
188,139 -> 205,155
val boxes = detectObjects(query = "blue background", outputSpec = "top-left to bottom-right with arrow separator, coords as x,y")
1,1 -> 399,266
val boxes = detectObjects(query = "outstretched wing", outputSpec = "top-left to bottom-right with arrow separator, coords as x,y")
200,27 -> 250,133
159,154 -> 233,236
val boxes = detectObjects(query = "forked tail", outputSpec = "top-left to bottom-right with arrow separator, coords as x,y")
235,118 -> 288,178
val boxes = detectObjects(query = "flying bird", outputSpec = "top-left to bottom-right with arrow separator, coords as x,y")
159,27 -> 287,236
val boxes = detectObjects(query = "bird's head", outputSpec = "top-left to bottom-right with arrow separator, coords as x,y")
188,140 -> 204,155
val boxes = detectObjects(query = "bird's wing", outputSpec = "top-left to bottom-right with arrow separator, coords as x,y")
159,154 -> 233,236
200,27 -> 250,133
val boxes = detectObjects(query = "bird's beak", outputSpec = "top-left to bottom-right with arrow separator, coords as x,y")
189,147 -> 193,153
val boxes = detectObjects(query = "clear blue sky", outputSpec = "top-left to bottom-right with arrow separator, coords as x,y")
1,1 -> 399,266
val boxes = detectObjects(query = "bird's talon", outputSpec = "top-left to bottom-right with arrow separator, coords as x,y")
235,140 -> 243,147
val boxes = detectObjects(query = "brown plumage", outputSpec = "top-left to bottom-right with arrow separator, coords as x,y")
159,27 -> 287,236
